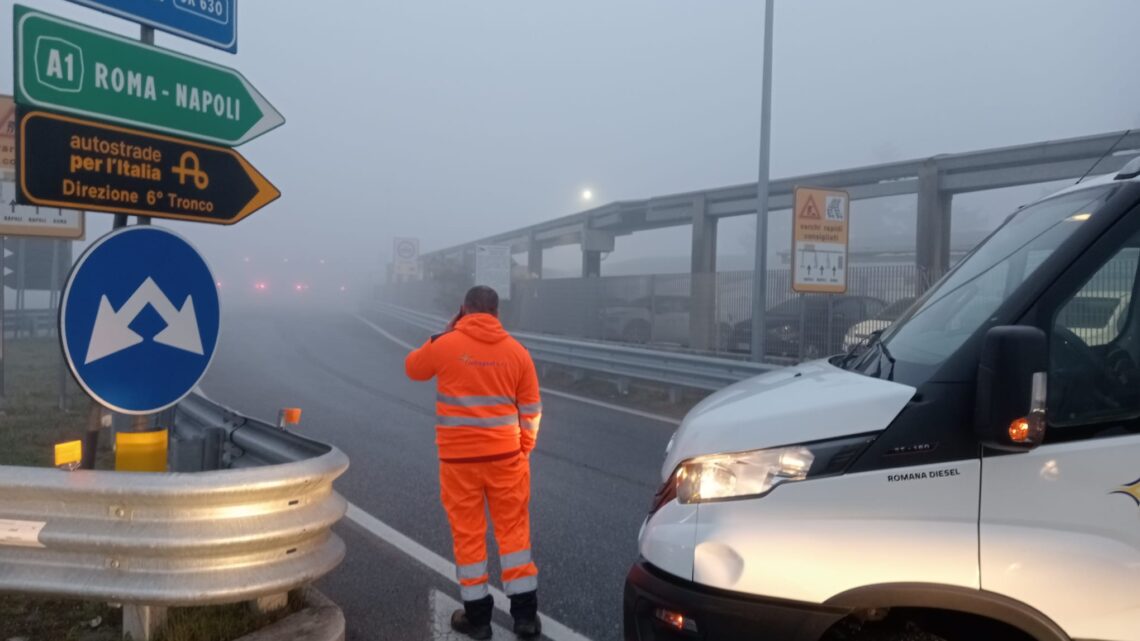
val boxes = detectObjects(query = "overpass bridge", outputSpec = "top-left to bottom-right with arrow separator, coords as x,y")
411,129 -> 1140,354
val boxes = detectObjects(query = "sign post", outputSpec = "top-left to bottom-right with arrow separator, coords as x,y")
791,186 -> 850,294
64,0 -> 238,53
15,6 -> 280,146
475,245 -> 512,301
4,180 -> 85,239
17,111 -> 279,225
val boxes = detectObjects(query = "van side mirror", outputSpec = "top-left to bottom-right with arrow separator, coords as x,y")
975,326 -> 1048,451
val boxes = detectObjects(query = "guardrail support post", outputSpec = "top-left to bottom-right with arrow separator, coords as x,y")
123,604 -> 167,641
252,592 -> 290,615
581,227 -> 613,278
690,196 -> 718,351
916,161 -> 952,295
527,236 -> 543,279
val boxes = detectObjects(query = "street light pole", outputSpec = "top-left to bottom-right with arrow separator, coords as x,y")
750,0 -> 775,362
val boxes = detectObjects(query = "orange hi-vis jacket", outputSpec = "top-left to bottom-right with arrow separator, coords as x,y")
405,314 -> 542,462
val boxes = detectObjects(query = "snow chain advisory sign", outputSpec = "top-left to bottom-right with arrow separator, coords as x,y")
792,186 -> 849,294
475,245 -> 511,301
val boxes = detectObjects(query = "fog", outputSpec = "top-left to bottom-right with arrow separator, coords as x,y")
3,0 -> 1139,309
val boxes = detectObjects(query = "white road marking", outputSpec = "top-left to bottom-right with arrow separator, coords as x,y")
540,388 -> 681,425
430,589 -> 511,640
345,504 -> 592,641
355,314 -> 416,351
353,313 -> 681,425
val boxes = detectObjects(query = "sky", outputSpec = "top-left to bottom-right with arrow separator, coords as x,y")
3,0 -> 1140,291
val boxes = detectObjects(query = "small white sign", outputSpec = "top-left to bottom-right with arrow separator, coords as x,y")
393,237 -> 420,277
0,518 -> 47,548
475,245 -> 512,301
2,181 -> 85,240
794,242 -> 846,289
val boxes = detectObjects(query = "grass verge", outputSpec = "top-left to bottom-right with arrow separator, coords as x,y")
154,594 -> 304,641
0,337 -> 96,467
0,337 -> 121,640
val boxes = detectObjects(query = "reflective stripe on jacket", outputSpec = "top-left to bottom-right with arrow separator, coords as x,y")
405,313 -> 542,461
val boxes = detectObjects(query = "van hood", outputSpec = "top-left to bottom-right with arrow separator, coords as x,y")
661,360 -> 916,480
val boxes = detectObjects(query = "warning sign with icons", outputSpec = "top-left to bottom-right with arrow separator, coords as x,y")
792,186 -> 849,294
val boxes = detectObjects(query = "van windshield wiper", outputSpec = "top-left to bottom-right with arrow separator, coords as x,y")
838,331 -> 877,369
869,332 -> 896,381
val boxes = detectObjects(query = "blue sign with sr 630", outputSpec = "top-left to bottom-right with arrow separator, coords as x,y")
65,0 -> 238,52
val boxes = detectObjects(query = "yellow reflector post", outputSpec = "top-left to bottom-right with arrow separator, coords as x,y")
54,440 -> 83,470
115,429 -> 169,473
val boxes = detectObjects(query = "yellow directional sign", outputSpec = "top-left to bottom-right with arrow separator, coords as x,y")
18,111 -> 279,225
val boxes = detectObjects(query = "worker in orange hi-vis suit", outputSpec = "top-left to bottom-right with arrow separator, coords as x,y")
405,286 -> 543,640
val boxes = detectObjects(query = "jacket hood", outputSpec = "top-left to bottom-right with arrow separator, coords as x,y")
455,313 -> 510,344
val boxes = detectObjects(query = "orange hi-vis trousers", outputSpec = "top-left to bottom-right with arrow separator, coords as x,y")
440,453 -> 538,601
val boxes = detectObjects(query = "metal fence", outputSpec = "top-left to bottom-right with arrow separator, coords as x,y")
1057,248 -> 1138,347
382,264 -> 924,362
3,309 -> 57,338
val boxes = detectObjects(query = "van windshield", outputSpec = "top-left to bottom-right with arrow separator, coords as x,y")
854,185 -> 1117,379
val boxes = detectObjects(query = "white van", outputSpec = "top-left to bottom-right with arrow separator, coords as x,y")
624,162 -> 1140,641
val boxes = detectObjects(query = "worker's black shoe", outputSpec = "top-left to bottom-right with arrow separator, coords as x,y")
513,616 -> 542,639
451,609 -> 493,640
509,590 -> 540,639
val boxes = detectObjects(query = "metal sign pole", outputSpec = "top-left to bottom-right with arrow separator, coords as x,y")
51,239 -> 64,409
133,24 -> 155,435
16,238 -> 26,336
750,0 -> 775,362
0,235 -> 5,403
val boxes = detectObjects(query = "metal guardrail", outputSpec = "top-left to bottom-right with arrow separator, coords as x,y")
0,392 -> 349,607
3,309 -> 57,337
374,303 -> 775,390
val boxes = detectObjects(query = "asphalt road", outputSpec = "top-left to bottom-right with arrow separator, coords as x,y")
199,307 -> 676,640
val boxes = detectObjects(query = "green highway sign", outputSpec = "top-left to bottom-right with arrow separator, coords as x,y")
19,111 -> 280,225
14,5 -> 283,146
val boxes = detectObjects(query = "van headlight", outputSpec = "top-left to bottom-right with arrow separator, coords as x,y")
674,435 -> 876,504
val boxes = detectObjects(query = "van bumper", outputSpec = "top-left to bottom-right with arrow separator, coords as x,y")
623,560 -> 849,641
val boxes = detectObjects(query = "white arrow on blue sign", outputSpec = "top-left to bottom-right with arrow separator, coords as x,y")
61,226 -> 220,414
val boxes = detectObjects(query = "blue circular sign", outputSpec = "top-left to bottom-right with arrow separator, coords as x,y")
61,227 -> 221,414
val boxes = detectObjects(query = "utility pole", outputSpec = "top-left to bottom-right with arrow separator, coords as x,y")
750,0 -> 775,362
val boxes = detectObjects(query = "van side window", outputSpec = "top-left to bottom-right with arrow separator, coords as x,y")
1049,244 -> 1140,427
